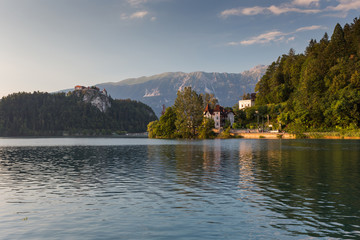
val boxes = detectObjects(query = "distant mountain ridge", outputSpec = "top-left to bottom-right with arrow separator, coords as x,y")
76,65 -> 267,116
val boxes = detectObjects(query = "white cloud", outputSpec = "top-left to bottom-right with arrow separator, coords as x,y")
295,25 -> 327,32
220,8 -> 242,17
127,0 -> 148,6
268,5 -> 321,14
292,0 -> 320,7
121,11 -> 149,20
221,0 -> 360,18
221,6 -> 265,17
287,36 -> 296,42
220,4 -> 320,17
229,31 -> 286,46
228,25 -> 326,46
326,0 -> 360,16
130,11 -> 148,18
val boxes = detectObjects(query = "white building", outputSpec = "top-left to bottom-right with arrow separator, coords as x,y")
238,99 -> 255,110
239,93 -> 256,110
204,104 -> 234,129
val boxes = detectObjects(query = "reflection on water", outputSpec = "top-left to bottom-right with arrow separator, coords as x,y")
0,139 -> 360,239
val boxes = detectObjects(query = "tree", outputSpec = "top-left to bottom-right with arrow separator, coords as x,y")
197,118 -> 215,139
201,93 -> 218,108
147,106 -> 177,138
242,93 -> 251,100
326,23 -> 347,65
174,87 -> 204,138
253,19 -> 360,131
0,91 -> 157,136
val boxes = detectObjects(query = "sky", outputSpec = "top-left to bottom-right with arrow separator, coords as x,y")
1,0 -> 360,97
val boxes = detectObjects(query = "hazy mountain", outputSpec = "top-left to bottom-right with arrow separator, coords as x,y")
94,65 -> 267,116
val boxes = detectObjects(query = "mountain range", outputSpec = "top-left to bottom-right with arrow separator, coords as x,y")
86,65 -> 267,116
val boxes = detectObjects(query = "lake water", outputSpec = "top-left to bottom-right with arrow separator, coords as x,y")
0,138 -> 360,239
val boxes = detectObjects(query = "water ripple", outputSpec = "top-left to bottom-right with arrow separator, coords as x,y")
0,139 -> 359,239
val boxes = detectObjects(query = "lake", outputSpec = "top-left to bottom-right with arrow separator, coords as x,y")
0,138 -> 359,239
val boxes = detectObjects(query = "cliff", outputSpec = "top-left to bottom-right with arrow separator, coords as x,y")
73,86 -> 111,113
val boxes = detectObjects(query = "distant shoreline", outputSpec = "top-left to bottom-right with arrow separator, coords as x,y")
0,134 -> 148,139
1,132 -> 360,140
229,131 -> 360,140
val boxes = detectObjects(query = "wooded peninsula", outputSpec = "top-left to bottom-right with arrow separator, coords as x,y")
0,91 -> 157,136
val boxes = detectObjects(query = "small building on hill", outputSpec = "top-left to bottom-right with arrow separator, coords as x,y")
239,93 -> 256,110
101,88 -> 108,96
204,104 -> 234,129
75,85 -> 86,90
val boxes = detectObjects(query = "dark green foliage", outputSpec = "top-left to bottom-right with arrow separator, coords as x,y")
254,17 -> 360,131
201,93 -> 218,109
147,87 -> 216,139
197,118 -> 215,139
147,106 -> 177,138
0,92 -> 157,136
174,87 -> 204,138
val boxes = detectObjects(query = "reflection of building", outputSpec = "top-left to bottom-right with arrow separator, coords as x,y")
202,140 -> 221,173
238,141 -> 255,193
239,93 -> 256,110
204,104 -> 234,129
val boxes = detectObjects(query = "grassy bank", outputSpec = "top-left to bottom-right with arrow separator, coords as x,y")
214,129 -> 360,139
306,131 -> 360,139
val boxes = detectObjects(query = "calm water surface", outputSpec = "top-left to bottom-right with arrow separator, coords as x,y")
0,138 -> 360,239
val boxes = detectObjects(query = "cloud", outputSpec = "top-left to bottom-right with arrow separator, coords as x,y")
220,7 -> 264,17
121,11 -> 149,20
221,0 -> 360,18
229,31 -> 286,46
127,0 -> 148,6
287,36 -> 296,42
220,5 -> 320,17
295,25 -> 327,32
326,0 -> 360,16
130,11 -> 148,18
267,5 -> 321,14
228,25 -> 326,46
292,0 -> 320,7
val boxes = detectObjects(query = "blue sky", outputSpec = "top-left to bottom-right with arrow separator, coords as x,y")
1,0 -> 359,97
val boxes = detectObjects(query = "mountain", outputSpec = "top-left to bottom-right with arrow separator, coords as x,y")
96,65 -> 267,116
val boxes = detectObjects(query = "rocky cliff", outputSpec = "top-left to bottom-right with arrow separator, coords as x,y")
73,87 -> 111,113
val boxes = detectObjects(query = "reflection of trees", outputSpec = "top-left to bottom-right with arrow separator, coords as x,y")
147,140 -> 240,191
2,140 -> 359,238
247,140 -> 360,238
0,146 -> 150,198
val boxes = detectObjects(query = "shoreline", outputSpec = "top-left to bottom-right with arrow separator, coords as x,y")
228,131 -> 360,140
231,132 -> 295,139
1,132 -> 360,140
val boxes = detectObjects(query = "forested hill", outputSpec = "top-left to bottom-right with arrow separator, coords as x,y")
0,91 -> 157,136
255,17 -> 360,131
